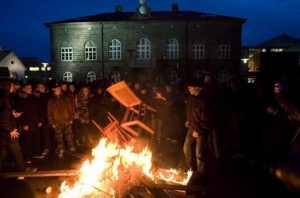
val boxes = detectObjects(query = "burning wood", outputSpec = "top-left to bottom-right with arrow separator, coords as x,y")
56,137 -> 196,198
0,170 -> 79,178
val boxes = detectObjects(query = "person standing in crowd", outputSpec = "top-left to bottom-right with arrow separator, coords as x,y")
90,85 -> 107,127
164,81 -> 186,143
60,81 -> 68,95
47,82 -> 76,158
274,81 -> 300,153
66,83 -> 80,148
16,83 -> 43,165
77,85 -> 92,152
0,78 -> 36,172
201,72 -> 227,173
34,82 -> 52,156
183,77 -> 204,172
223,75 -> 249,160
150,85 -> 170,144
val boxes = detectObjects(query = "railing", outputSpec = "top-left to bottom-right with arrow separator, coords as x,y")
130,59 -> 156,68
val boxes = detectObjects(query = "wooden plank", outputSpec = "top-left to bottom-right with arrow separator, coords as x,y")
168,190 -> 195,198
155,184 -> 204,192
64,150 -> 86,159
0,170 -> 79,178
134,187 -> 157,198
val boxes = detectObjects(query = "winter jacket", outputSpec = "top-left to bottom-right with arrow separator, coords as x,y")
0,90 -> 17,147
33,91 -> 51,124
16,91 -> 42,131
77,95 -> 91,124
189,93 -> 213,134
47,93 -> 75,126
185,93 -> 202,124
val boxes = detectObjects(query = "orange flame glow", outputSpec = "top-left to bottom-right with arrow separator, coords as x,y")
59,138 -> 192,197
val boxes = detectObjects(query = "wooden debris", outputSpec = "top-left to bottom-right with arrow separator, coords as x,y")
0,170 -> 79,178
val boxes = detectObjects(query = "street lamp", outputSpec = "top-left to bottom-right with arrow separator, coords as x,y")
41,62 -> 48,77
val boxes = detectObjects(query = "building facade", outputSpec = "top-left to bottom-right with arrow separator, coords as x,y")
0,47 -> 26,81
45,1 -> 246,83
241,33 -> 300,83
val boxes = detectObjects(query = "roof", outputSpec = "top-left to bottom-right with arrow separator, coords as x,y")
19,57 -> 44,67
45,10 -> 246,26
0,50 -> 12,62
256,33 -> 300,48
0,50 -> 26,70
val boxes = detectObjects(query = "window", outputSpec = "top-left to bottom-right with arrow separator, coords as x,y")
193,70 -> 203,78
61,42 -> 73,61
192,45 -> 205,59
166,38 -> 179,59
63,72 -> 72,82
168,70 -> 177,80
217,45 -> 230,59
270,48 -> 283,52
137,38 -> 150,59
109,39 -> 121,60
87,71 -> 96,82
111,71 -> 120,82
85,41 -> 97,60
218,70 -> 228,83
29,67 -> 40,71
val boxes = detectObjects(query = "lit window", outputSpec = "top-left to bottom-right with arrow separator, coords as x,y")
270,48 -> 283,52
29,67 -> 40,71
137,38 -> 150,59
218,45 -> 230,59
61,47 -> 73,61
63,72 -> 72,82
87,71 -> 96,82
192,45 -> 205,59
109,39 -> 121,60
166,38 -> 179,59
262,48 -> 266,52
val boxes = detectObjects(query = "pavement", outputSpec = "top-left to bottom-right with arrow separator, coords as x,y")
0,139 -> 299,198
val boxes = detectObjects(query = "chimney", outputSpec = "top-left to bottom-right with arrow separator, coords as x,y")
172,4 -> 178,13
115,5 -> 122,13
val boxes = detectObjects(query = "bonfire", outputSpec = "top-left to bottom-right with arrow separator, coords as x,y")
59,138 -> 191,198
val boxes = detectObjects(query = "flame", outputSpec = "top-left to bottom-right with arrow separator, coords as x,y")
156,169 -> 193,185
59,138 -> 192,197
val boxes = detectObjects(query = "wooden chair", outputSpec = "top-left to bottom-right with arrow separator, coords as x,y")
92,111 -> 136,146
106,81 -> 156,136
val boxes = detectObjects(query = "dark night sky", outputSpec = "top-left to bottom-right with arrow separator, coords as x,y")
1,0 -> 299,62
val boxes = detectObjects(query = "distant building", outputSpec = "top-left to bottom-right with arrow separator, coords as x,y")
241,33 -> 300,83
45,1 -> 246,83
19,57 -> 51,82
0,46 -> 26,81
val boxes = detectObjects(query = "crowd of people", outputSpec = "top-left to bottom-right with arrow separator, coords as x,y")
0,74 -> 299,192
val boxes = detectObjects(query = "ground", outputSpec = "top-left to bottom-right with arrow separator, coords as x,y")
1,138 -> 299,198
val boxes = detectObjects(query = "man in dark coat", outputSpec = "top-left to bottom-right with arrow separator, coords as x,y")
47,82 -> 76,158
183,77 -> 207,173
0,78 -> 36,172
16,83 -> 43,165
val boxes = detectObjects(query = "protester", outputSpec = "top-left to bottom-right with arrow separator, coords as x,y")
47,82 -> 76,158
0,78 -> 36,172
